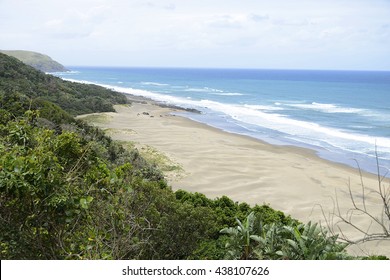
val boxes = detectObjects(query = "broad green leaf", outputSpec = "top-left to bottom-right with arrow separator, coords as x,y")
80,198 -> 88,209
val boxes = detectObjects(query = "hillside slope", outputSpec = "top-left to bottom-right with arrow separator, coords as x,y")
0,51 -> 298,260
0,52 -> 366,260
0,52 -> 128,116
0,50 -> 68,72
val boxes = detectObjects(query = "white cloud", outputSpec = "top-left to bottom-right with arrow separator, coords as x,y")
0,0 -> 389,70
40,5 -> 111,40
250,14 -> 269,22
207,15 -> 244,29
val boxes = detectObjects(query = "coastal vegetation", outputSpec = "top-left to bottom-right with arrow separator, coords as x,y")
0,53 -> 128,116
220,212 -> 348,260
0,52 -> 387,260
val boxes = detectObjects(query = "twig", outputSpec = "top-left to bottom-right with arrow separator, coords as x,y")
322,151 -> 390,246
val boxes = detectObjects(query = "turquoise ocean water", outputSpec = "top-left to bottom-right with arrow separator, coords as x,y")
55,67 -> 390,175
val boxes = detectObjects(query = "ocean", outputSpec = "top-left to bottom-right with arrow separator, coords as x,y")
54,67 -> 390,175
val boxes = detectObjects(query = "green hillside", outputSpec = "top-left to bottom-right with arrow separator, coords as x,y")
0,50 -> 68,72
0,52 -> 128,116
0,52 -> 366,260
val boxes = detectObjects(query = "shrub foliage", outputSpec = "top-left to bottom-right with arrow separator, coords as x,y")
1,52 -> 380,260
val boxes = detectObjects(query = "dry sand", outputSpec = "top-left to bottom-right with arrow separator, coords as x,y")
78,101 -> 390,257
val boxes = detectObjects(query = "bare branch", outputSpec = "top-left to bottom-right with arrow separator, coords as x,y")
322,152 -> 390,248
353,159 -> 367,211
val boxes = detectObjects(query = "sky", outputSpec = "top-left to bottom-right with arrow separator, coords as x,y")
0,0 -> 390,70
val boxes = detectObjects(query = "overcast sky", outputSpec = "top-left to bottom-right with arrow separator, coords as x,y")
1,0 -> 389,70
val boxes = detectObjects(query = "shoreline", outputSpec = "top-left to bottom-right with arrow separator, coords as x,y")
78,95 -> 390,256
62,75 -> 389,177
127,94 -> 381,177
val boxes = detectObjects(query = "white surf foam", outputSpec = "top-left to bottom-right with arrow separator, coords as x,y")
141,82 -> 170,86
286,102 -> 366,114
210,92 -> 244,96
63,78 -> 390,160
195,99 -> 390,153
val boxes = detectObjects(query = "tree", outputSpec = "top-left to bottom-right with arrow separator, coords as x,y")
279,222 -> 348,260
220,212 -> 349,260
321,154 -> 390,248
220,212 -> 262,259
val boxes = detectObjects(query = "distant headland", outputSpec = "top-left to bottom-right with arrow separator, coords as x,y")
0,50 -> 68,72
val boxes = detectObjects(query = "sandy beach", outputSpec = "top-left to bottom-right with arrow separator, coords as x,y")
78,99 -> 390,257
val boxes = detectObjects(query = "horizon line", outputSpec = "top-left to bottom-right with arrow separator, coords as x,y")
63,65 -> 390,72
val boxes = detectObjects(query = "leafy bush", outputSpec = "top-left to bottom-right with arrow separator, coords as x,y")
220,212 -> 349,260
1,52 -> 362,260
